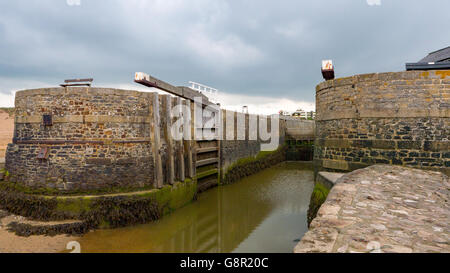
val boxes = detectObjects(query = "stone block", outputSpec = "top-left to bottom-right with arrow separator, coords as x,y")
397,141 -> 422,150
424,141 -> 449,152
372,140 -> 396,149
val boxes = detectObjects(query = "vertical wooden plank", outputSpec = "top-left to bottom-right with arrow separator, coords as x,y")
177,97 -> 185,182
237,112 -> 245,140
191,101 -> 197,178
148,93 -> 155,186
152,93 -> 163,189
171,96 -> 180,182
217,108 -> 223,184
183,100 -> 194,178
164,95 -> 175,185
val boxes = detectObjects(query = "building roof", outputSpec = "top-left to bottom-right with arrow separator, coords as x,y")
406,46 -> 450,71
419,46 -> 450,63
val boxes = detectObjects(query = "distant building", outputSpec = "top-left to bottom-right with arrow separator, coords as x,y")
307,111 -> 316,120
406,46 -> 450,70
292,109 -> 307,119
291,109 -> 315,120
279,110 -> 292,116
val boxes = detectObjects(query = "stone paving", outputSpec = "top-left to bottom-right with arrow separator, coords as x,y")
295,165 -> 450,253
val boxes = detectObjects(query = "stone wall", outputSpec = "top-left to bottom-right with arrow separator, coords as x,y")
285,118 -> 315,140
5,87 -> 311,194
315,70 -> 450,175
6,88 -> 159,192
220,112 -> 288,176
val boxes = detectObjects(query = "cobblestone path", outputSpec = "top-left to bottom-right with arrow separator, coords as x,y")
295,165 -> 449,253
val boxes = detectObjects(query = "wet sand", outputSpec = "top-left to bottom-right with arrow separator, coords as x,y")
0,109 -> 14,158
0,210 -> 79,253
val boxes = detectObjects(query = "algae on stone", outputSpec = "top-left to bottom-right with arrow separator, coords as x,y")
307,182 -> 331,227
221,146 -> 287,185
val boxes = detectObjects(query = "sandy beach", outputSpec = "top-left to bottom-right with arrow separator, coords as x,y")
0,210 -> 79,253
0,109 -> 14,158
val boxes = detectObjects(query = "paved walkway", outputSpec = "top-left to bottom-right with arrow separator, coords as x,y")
295,165 -> 450,253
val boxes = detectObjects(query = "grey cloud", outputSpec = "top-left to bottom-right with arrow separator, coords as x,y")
0,0 -> 449,102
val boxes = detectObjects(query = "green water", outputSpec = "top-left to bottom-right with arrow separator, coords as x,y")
78,162 -> 314,253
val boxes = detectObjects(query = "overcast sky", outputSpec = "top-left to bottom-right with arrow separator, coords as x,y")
0,0 -> 449,113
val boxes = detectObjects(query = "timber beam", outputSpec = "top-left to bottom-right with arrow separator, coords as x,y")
134,72 -> 211,105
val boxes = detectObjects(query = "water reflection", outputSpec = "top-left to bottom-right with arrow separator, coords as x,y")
79,162 -> 314,253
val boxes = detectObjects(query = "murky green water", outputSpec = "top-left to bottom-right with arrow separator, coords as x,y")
78,162 -> 314,253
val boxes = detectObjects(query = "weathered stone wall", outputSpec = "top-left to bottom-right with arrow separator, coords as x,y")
6,87 -> 158,192
220,112 -> 288,175
5,87 -> 311,194
315,70 -> 450,175
285,118 -> 315,140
